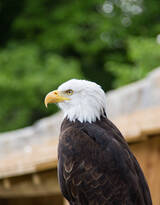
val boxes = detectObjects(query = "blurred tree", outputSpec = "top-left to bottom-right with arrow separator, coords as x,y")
0,0 -> 24,46
107,37 -> 160,87
0,44 -> 82,131
0,0 -> 160,131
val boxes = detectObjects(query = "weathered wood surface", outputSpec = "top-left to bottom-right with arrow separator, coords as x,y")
130,135 -> 160,205
107,67 -> 160,118
0,170 -> 60,197
114,106 -> 160,142
0,139 -> 58,179
0,106 -> 160,179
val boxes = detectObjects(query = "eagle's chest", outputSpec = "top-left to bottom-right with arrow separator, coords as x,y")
58,136 -> 90,197
58,130 -> 103,186
58,129 -> 97,167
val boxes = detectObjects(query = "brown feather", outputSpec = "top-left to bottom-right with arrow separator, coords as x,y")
58,116 -> 152,205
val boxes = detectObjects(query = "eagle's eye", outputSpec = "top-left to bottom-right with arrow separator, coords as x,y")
65,89 -> 74,95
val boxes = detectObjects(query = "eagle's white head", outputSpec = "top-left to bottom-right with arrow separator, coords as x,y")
45,79 -> 107,123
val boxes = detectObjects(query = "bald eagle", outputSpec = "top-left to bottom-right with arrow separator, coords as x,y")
45,79 -> 152,205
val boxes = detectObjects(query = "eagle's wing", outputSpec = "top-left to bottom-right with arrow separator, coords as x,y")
58,119 -> 152,205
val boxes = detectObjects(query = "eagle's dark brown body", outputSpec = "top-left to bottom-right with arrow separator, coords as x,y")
58,116 -> 152,205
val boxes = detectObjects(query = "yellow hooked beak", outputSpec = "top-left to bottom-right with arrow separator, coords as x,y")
44,90 -> 70,108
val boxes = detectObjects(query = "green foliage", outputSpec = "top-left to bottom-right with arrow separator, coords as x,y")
107,38 -> 160,87
0,44 -> 82,132
0,0 -> 160,132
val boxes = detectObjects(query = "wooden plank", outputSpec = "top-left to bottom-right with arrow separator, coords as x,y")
130,135 -> 160,205
63,198 -> 69,205
36,160 -> 58,172
113,106 -> 160,143
0,140 -> 58,179
0,170 -> 60,197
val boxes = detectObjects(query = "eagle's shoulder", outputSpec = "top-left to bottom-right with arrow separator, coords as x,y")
59,116 -> 133,172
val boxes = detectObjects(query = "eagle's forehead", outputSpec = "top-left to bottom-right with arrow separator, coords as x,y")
58,79 -> 100,92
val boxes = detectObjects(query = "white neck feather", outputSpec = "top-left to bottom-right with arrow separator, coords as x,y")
64,106 -> 106,123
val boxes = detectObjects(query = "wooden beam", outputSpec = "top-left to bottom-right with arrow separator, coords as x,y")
130,135 -> 160,205
32,174 -> 41,186
63,198 -> 69,205
113,106 -> 160,143
0,169 -> 60,198
3,179 -> 11,190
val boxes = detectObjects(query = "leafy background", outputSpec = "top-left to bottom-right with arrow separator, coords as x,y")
0,0 -> 160,132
